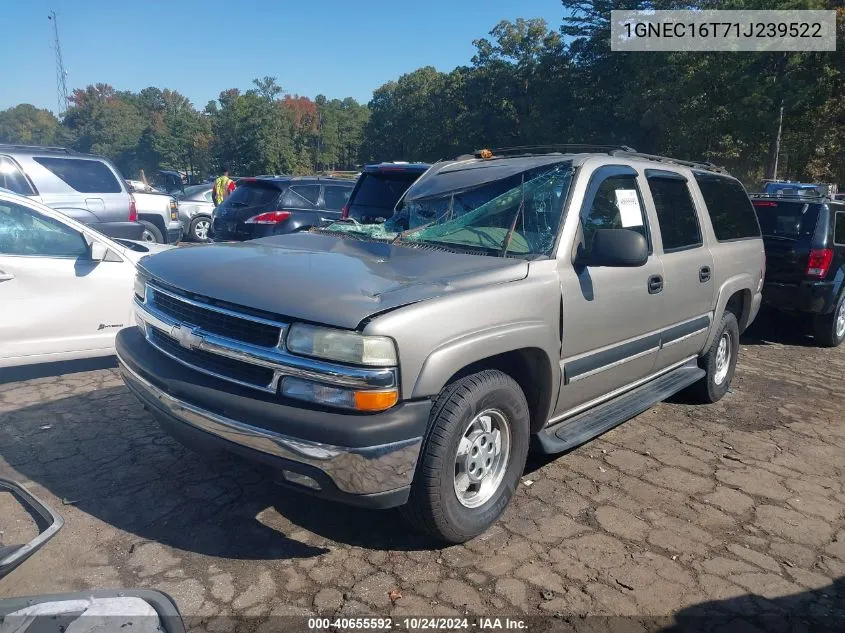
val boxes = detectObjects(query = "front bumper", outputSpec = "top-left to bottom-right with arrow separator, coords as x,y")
166,221 -> 183,244
763,281 -> 838,315
116,327 -> 429,508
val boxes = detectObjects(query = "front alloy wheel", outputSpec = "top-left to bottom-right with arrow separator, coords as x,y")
453,409 -> 511,509
403,369 -> 529,543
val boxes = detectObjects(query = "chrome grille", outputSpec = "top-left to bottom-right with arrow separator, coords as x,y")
149,327 -> 275,389
150,287 -> 282,348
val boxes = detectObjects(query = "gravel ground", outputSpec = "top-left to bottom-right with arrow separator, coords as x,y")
1,317 -> 843,632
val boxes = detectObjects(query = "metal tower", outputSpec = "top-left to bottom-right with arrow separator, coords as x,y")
48,10 -> 69,116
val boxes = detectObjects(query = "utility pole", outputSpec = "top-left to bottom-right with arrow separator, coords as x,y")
48,10 -> 69,117
772,100 -> 784,181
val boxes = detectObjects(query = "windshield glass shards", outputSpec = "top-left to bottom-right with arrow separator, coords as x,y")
387,160 -> 573,257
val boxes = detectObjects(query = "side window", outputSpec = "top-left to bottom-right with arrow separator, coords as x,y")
0,201 -> 87,257
286,185 -> 320,207
646,175 -> 702,252
580,171 -> 649,250
0,156 -> 36,196
322,185 -> 351,210
694,173 -> 761,241
835,211 -> 845,246
33,157 -> 122,194
204,191 -> 214,203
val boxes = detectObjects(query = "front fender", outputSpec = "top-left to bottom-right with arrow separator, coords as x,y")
412,320 -> 558,399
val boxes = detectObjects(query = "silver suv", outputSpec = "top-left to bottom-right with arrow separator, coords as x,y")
116,148 -> 765,543
0,145 -> 142,240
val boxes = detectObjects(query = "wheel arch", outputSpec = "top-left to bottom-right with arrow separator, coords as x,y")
703,275 -> 755,353
138,213 -> 167,236
412,329 -> 559,435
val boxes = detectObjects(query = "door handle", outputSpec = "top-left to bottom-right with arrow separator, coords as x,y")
0,270 -> 14,282
648,274 -> 663,294
699,266 -> 711,283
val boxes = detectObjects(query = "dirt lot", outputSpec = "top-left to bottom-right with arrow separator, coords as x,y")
1,319 -> 843,630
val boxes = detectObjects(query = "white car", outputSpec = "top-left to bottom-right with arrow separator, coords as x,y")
0,189 -> 172,368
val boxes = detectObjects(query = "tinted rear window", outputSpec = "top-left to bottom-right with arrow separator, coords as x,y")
694,174 -> 760,241
34,157 -> 122,193
323,185 -> 351,210
752,200 -> 819,240
352,172 -> 418,208
226,182 -> 280,208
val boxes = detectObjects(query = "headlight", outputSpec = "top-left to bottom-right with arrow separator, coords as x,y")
286,323 -> 397,367
134,273 -> 146,301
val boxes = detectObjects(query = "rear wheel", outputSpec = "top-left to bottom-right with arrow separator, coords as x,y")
813,293 -> 845,347
189,216 -> 211,242
402,370 -> 529,543
139,221 -> 163,244
686,311 -> 739,404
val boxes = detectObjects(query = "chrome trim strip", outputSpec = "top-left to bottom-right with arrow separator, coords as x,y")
660,327 -> 708,348
146,327 -> 278,393
148,281 -> 289,330
567,346 -> 659,384
135,300 -> 397,391
550,356 -> 697,423
118,357 -> 421,495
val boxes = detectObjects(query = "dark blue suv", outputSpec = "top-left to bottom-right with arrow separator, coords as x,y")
342,162 -> 429,224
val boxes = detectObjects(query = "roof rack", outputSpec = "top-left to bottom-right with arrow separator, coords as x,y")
608,149 -> 726,173
0,144 -> 72,153
465,144 -> 637,160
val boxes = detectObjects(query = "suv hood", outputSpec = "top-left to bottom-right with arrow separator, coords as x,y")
139,232 -> 528,329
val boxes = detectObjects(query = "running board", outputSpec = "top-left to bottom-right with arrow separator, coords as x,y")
531,360 -> 705,455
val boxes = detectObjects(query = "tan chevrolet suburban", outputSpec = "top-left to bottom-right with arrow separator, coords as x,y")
116,147 -> 765,542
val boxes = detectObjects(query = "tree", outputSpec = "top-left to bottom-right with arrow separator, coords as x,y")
0,104 -> 63,146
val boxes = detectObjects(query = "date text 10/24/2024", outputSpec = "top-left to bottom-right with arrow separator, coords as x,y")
307,617 -> 528,630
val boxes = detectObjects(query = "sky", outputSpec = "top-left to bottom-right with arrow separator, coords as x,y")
1,0 -> 566,114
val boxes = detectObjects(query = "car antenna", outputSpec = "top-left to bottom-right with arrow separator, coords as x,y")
500,173 -> 525,257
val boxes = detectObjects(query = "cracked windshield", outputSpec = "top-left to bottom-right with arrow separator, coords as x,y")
324,161 -> 573,257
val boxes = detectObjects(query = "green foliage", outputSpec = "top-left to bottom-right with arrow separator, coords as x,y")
0,104 -> 64,146
364,2 -> 843,186
0,78 -> 368,180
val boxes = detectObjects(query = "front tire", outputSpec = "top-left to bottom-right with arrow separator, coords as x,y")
686,311 -> 739,404
402,370 -> 529,543
813,293 -> 845,348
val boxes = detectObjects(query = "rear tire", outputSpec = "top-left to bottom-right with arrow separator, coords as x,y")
813,293 -> 845,348
139,221 -> 163,244
402,370 -> 530,544
686,311 -> 739,404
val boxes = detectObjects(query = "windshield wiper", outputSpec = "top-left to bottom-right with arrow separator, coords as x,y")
392,221 -> 434,244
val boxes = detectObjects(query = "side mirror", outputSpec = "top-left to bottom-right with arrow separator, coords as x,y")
576,228 -> 648,267
90,240 -> 109,261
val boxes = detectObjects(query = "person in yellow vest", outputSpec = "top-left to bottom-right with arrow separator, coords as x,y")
212,167 -> 235,206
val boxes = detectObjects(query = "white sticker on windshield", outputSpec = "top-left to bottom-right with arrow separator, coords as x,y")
615,189 -> 644,228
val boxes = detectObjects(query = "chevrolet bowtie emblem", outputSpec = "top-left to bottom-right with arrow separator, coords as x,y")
172,325 -> 202,350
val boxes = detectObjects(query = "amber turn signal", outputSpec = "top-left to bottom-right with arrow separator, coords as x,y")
354,390 -> 399,412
